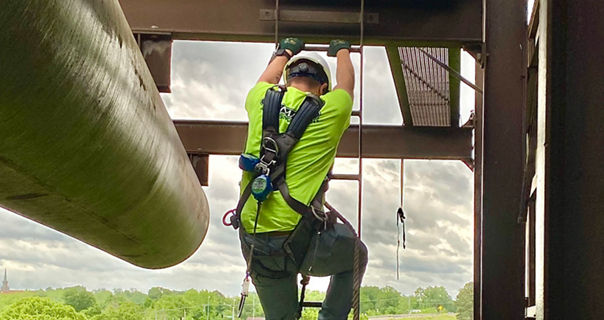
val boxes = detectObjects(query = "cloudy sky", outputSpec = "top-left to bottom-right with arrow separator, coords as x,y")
0,41 -> 476,298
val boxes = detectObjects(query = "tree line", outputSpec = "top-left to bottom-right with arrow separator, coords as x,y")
0,282 -> 473,319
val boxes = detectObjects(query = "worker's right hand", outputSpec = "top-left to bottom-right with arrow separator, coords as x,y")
279,38 -> 305,55
327,40 -> 351,57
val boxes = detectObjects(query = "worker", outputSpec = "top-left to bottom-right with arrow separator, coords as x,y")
236,37 -> 368,320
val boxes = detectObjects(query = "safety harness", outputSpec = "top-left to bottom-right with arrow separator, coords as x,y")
234,86 -> 327,221
229,86 -> 329,318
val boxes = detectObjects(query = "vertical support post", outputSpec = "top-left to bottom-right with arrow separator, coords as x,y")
448,47 -> 461,127
534,1 -> 549,317
527,195 -> 536,308
188,153 -> 209,186
536,0 -> 604,318
473,59 -> 484,320
136,33 -> 173,93
481,0 -> 526,318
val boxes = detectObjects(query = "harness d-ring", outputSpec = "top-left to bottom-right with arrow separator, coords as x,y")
262,136 -> 279,155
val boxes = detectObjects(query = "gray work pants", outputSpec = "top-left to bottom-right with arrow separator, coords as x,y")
240,223 -> 368,320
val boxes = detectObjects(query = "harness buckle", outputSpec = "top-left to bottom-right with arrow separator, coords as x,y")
255,157 -> 274,175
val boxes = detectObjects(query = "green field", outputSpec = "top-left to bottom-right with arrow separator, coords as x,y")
1,285 -> 470,320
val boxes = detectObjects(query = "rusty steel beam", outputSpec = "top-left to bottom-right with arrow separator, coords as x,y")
173,120 -> 473,160
118,0 -> 482,45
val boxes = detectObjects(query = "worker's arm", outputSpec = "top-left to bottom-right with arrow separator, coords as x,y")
329,40 -> 355,99
257,38 -> 305,84
257,49 -> 293,84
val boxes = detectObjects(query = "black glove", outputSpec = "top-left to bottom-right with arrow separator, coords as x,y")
279,38 -> 305,55
327,40 -> 351,57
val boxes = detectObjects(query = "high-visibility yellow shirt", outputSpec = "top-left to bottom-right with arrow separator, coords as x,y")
240,81 -> 352,233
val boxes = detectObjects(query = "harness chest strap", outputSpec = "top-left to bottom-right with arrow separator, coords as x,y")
236,87 -> 326,222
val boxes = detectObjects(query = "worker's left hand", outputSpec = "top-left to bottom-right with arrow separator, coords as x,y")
279,38 -> 305,55
327,40 -> 351,57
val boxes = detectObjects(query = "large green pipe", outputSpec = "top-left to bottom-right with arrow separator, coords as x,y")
0,0 -> 209,268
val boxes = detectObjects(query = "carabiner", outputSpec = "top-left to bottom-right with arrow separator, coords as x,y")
222,209 -> 236,226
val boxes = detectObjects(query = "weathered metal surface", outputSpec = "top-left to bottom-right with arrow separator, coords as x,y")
0,0 -> 209,269
188,154 -> 209,187
135,33 -> 172,93
173,120 -> 473,160
118,0 -> 482,44
385,45 -> 412,126
480,0 -> 526,318
258,9 -> 379,24
536,0 -> 604,318
535,1 -> 548,317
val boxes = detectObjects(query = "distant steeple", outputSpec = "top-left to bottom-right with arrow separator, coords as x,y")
1,269 -> 9,292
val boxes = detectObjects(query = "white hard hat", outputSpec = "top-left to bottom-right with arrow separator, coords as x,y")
283,52 -> 332,92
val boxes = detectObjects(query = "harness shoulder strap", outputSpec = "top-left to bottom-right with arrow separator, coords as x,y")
271,94 -> 325,216
271,94 -> 325,161
262,86 -> 285,133
235,87 -> 284,217
286,94 -> 324,140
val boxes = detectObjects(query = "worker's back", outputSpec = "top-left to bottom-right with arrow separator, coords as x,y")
240,82 -> 353,233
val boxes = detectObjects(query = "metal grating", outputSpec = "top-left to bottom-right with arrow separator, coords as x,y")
400,47 -> 450,126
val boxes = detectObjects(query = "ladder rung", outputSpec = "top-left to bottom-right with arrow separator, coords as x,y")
259,9 -> 379,25
304,44 -> 362,53
329,173 -> 360,181
301,301 -> 323,308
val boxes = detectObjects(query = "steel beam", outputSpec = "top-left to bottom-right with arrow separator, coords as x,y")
173,120 -> 472,160
385,45 -> 413,126
480,0 -> 526,319
537,0 -> 604,318
535,1 -> 548,317
135,33 -> 172,93
0,0 -> 209,269
448,48 -> 461,127
118,0 -> 482,45
473,59 -> 484,320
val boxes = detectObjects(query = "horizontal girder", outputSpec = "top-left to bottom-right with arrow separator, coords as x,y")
118,0 -> 481,45
174,120 -> 473,160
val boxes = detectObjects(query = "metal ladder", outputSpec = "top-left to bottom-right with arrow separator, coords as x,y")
271,1 -> 366,319
297,37 -> 365,320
